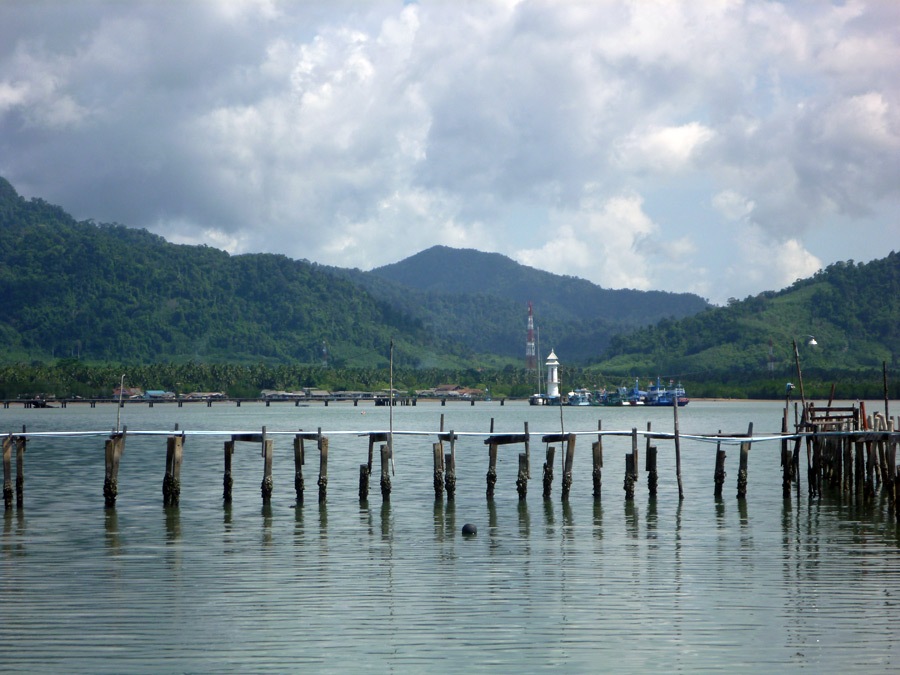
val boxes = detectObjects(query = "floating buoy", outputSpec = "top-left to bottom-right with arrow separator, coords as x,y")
462,523 -> 477,536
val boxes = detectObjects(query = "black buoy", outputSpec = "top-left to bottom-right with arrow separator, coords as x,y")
462,523 -> 477,536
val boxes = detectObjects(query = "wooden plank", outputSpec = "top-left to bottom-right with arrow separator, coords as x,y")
485,434 -> 528,445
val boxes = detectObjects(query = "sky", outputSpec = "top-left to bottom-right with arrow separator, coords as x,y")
1,0 -> 898,305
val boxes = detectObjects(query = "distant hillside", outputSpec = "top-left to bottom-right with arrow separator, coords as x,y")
332,246 -> 710,362
595,252 -> 900,382
0,177 -> 457,367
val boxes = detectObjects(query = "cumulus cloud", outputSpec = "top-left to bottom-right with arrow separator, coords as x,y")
0,0 -> 897,304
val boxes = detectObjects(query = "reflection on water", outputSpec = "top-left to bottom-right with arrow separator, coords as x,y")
1,400 -> 899,672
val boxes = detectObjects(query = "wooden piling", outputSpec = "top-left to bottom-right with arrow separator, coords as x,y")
261,438 -> 274,504
673,399 -> 684,500
592,421 -> 603,500
103,432 -> 126,507
624,452 -> 635,501
223,440 -> 234,503
163,435 -> 184,507
736,423 -> 752,500
516,453 -> 528,500
295,435 -> 306,504
623,428 -> 637,500
380,444 -> 391,500
714,431 -> 726,498
543,446 -> 555,498
433,442 -> 444,499
443,431 -> 456,500
15,436 -> 24,508
562,433 -> 575,501
486,442 -> 498,499
317,436 -> 328,503
646,445 -> 658,497
781,409 -> 791,498
2,435 -> 11,509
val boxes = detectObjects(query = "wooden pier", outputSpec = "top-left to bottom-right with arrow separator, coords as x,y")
3,402 -> 898,520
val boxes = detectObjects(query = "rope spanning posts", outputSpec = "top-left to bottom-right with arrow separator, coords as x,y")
5,417 -> 900,511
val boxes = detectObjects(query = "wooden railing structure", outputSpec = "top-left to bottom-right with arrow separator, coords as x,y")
3,402 -> 898,518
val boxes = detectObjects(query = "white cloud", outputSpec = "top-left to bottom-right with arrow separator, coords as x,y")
0,0 -> 897,306
614,122 -> 715,173
713,190 -> 755,222
726,223 -> 823,299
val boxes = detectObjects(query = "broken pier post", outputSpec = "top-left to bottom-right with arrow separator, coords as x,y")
103,431 -> 126,507
162,433 -> 184,507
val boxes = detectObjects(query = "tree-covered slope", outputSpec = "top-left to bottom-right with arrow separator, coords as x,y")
594,253 -> 900,379
330,245 -> 710,363
0,177 -> 454,367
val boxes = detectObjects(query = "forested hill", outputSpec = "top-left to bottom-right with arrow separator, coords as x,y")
370,245 -> 708,323
325,246 -> 709,363
0,177 -> 453,367
595,252 -> 900,381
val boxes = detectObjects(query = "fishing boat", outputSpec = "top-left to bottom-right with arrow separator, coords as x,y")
646,377 -> 690,407
566,388 -> 592,406
598,383 -> 645,406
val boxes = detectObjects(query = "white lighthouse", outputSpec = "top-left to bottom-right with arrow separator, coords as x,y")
545,349 -> 560,399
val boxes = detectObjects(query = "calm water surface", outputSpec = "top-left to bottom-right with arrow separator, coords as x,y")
2,400 -> 899,673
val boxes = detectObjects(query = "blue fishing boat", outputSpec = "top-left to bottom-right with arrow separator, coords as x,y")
647,377 -> 690,407
566,388 -> 593,406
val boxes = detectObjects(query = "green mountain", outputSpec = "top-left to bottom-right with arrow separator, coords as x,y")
331,246 -> 710,362
594,253 -> 900,389
0,177 -> 457,368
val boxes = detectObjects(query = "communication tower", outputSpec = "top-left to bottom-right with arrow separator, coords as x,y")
525,302 -> 537,370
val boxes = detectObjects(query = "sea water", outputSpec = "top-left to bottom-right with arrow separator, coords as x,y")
2,400 -> 899,673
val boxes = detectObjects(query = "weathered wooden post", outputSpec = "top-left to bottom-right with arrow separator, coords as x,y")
543,445 -> 555,498
486,441 -> 498,499
646,444 -> 658,497
781,409 -> 791,498
524,422 -> 531,480
624,452 -> 635,501
380,443 -> 391,500
592,421 -> 603,499
295,434 -> 306,504
103,431 -> 126,507
433,442 -> 444,499
2,435 -> 12,510
443,431 -> 456,500
714,431 -> 726,498
561,433 -> 575,501
261,437 -> 274,504
623,428 -> 637,500
516,453 -> 528,500
736,422 -> 752,500
317,435 -> 328,504
673,399 -> 684,500
162,434 -> 184,507
15,435 -> 25,508
223,439 -> 235,503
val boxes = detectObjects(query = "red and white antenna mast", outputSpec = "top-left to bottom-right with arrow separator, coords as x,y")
525,302 -> 537,370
